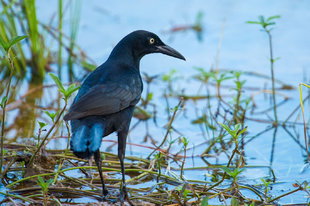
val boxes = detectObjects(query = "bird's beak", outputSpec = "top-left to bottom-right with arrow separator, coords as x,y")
156,45 -> 186,61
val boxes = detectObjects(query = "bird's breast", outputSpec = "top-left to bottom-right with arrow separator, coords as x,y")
131,76 -> 143,94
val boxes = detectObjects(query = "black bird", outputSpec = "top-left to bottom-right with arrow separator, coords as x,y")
64,30 -> 185,201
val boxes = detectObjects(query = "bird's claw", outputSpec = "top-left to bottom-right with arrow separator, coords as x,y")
100,190 -> 118,203
119,185 -> 127,203
103,188 -> 109,196
99,186 -> 132,205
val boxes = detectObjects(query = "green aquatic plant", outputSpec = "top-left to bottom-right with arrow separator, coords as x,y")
299,83 -> 310,160
210,71 -> 233,99
58,0 -> 63,80
201,196 -> 208,206
247,15 -> 281,124
221,167 -> 245,184
231,197 -> 240,206
180,136 -> 189,180
24,0 -> 49,83
232,71 -> 247,124
37,121 -> 47,145
43,110 -> 60,124
205,123 -> 247,194
68,0 -> 82,82
261,177 -> 271,200
155,152 -> 163,182
37,176 -> 53,206
28,73 -> 80,166
0,34 -> 27,179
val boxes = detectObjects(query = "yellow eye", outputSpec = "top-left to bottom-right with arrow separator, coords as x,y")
149,38 -> 155,44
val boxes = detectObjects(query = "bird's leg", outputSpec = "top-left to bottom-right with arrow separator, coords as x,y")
117,130 -> 128,203
94,149 -> 109,197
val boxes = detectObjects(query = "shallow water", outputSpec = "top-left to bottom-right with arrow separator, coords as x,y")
2,0 -> 310,204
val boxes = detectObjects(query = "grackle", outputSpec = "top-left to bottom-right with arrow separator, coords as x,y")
64,30 -> 185,202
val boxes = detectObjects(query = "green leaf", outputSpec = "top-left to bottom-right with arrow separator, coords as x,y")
221,166 -> 232,175
46,178 -> 53,185
271,57 -> 281,63
231,168 -> 245,178
219,122 -> 234,138
231,197 -> 240,206
101,153 -> 105,160
234,124 -> 241,132
264,22 -> 276,28
266,15 -> 281,22
44,110 -> 59,122
258,15 -> 265,24
37,121 -> 47,129
0,35 -> 27,53
181,137 -> 189,147
0,37 -> 9,52
37,176 -> 45,185
221,76 -> 234,81
183,189 -> 191,199
0,96 -> 8,108
81,61 -> 97,71
191,115 -> 207,124
162,69 -> 177,81
235,126 -> 247,139
261,178 -> 271,187
49,73 -> 65,94
133,106 -> 152,120
65,84 -> 80,99
201,196 -> 208,206
246,21 -> 261,25
195,11 -> 204,25
7,35 -> 27,50
147,92 -> 153,101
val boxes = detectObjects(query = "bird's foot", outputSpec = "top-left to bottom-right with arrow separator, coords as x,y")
103,188 -> 109,196
98,188 -> 118,203
119,186 -> 134,206
119,185 -> 127,203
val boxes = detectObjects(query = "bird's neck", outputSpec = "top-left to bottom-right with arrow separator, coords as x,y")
108,42 -> 141,71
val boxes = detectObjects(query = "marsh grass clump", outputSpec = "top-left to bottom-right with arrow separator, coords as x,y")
0,0 -> 94,85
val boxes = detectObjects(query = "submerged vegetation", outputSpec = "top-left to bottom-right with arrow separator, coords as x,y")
0,0 -> 309,205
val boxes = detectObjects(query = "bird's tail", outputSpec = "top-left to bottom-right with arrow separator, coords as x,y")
69,119 -> 105,159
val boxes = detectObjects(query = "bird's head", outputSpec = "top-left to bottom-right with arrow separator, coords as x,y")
110,30 -> 186,62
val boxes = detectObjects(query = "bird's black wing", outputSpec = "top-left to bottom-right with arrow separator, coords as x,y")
64,83 -> 140,120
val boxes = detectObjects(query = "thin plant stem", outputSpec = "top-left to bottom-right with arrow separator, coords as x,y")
147,98 -> 183,159
233,79 -> 242,124
28,102 -> 67,166
180,144 -> 187,180
0,191 -> 34,203
266,30 -> 278,124
0,51 -> 14,180
204,145 -> 238,192
53,120 -> 71,183
299,83 -> 310,160
58,0 -> 63,80
37,128 -> 42,145
267,186 -> 302,203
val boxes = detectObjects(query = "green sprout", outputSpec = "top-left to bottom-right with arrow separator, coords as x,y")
37,176 -> 53,206
49,73 -> 80,102
0,35 -> 27,53
43,110 -> 60,123
221,167 -> 245,184
246,15 -> 280,31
